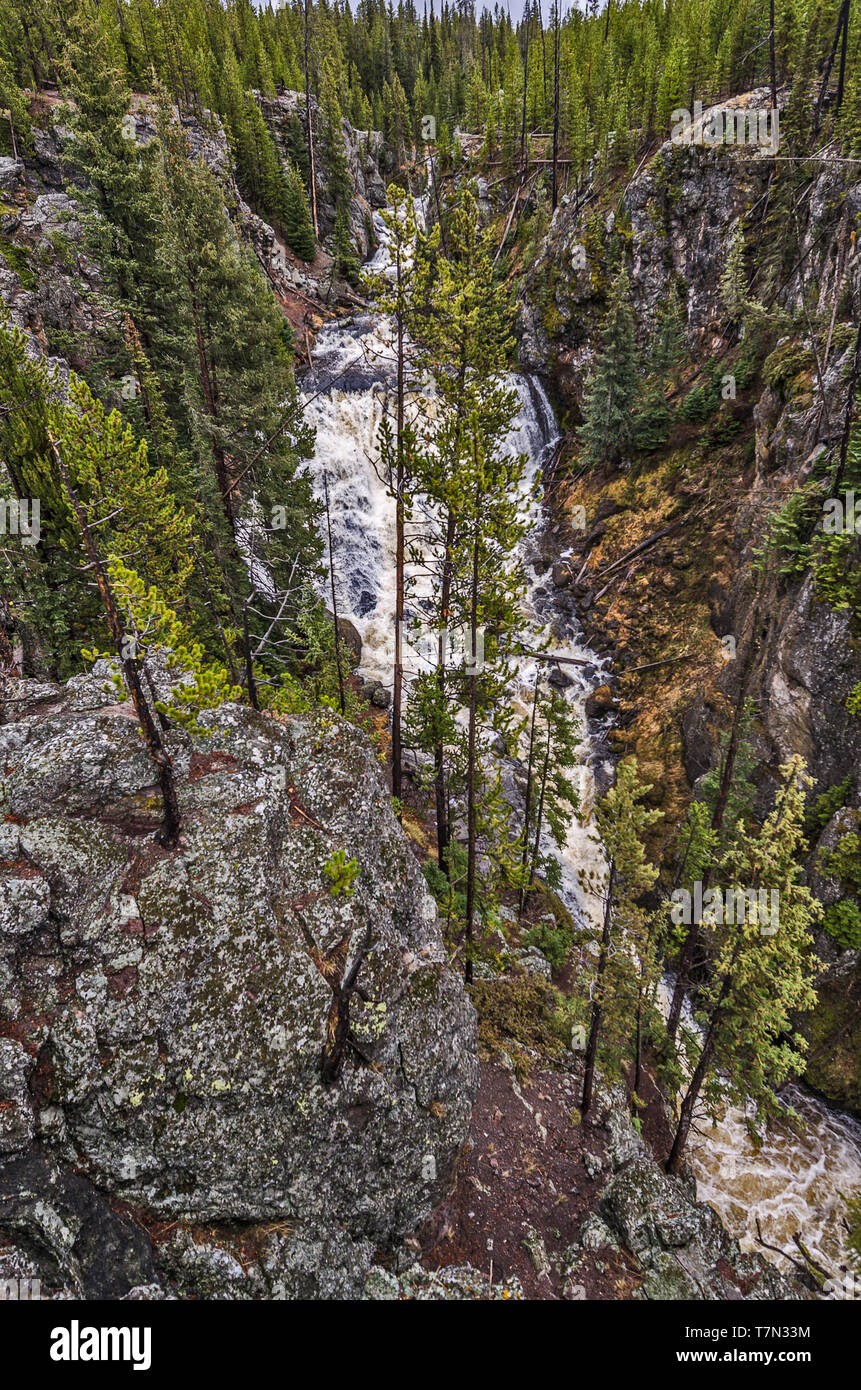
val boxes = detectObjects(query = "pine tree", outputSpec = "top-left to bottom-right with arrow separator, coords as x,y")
321,56 -> 352,210
283,157 -> 316,261
667,757 -> 820,1173
578,264 -> 641,468
332,203 -> 359,280
45,406 -> 194,849
518,670 -> 580,916
406,184 -> 528,886
362,186 -> 423,808
720,223 -> 752,334
580,759 -> 662,1115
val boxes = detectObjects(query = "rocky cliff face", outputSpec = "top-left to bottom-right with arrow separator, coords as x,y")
0,94 -> 387,367
258,91 -> 388,260
516,97 -> 861,1113
0,666 -> 477,1298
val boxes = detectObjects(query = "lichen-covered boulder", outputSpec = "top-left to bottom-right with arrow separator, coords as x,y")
599,1157 -> 810,1300
0,671 -> 477,1296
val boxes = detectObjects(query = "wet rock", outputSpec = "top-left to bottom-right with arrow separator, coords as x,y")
258,92 -> 386,257
336,616 -> 362,669
599,1156 -> 809,1300
0,1153 -> 160,1298
585,683 -> 615,718
605,1147 -> 674,1244
547,665 -> 574,690
358,679 -> 390,708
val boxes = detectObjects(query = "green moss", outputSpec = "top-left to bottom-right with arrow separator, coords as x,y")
762,339 -> 816,394
805,777 -> 852,837
802,972 -> 861,1116
0,237 -> 37,291
822,899 -> 861,950
470,974 -> 571,1079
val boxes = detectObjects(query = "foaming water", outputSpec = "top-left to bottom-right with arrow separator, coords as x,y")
299,206 -> 861,1281
300,303 -> 609,929
656,981 -> 861,1282
687,1084 -> 861,1281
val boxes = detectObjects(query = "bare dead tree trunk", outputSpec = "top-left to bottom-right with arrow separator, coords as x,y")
304,0 -> 319,239
769,0 -> 778,112
520,0 -> 530,178
581,859 -> 615,1116
242,590 -> 259,710
324,472 -> 346,716
830,321 -> 861,497
48,433 -> 183,848
814,0 -> 851,130
836,0 -> 850,111
551,0 -> 560,211
666,1011 -> 718,1173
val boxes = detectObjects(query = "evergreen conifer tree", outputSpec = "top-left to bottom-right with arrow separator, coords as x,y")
578,264 -> 641,467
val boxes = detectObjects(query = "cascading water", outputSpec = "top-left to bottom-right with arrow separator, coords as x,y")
297,204 -> 861,1288
687,1083 -> 861,1281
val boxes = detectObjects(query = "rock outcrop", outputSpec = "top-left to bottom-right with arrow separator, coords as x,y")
0,666 -> 477,1297
515,96 -> 861,1113
258,92 -> 387,260
0,94 -> 388,373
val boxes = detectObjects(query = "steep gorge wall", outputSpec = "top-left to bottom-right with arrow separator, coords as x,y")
516,100 -> 861,1112
0,94 -> 386,374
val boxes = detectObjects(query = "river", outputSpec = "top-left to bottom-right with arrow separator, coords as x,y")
297,205 -> 861,1293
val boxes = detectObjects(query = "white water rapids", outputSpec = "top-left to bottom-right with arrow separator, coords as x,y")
295,206 -> 861,1290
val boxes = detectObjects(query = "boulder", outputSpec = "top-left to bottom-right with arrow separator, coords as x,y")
337,616 -> 362,669
0,669 -> 478,1297
599,1156 -> 809,1300
0,1153 -> 159,1299
585,683 -> 615,717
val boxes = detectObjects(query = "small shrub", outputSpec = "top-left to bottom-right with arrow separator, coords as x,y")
323,848 -> 360,896
822,899 -> 861,950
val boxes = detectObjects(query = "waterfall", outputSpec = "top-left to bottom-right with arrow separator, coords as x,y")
297,217 -> 861,1290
